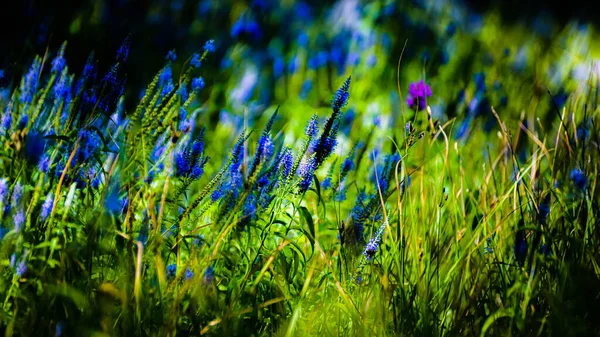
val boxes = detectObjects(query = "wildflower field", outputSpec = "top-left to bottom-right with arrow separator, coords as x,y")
0,0 -> 599,336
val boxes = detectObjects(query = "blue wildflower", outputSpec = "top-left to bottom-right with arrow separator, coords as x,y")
82,53 -> 96,80
363,221 -> 387,260
203,39 -> 215,53
166,50 -> 177,61
341,156 -> 354,174
54,70 -> 71,101
298,157 -> 316,192
322,177 -> 332,190
0,178 -> 8,205
55,322 -> 64,337
18,114 -> 28,130
473,72 -> 486,92
174,136 -> 209,180
20,58 -> 42,104
363,237 -> 379,260
192,77 -> 205,91
278,148 -> 294,180
241,194 -> 258,224
14,209 -> 25,232
167,264 -> 177,279
11,183 -> 23,207
211,184 -> 224,202
41,193 -> 53,222
158,67 -> 172,89
16,260 -> 27,277
406,80 -> 432,111
569,168 -> 587,191
73,130 -> 100,165
1,109 -> 11,132
305,115 -> 319,138
332,76 -> 351,113
190,53 -> 201,68
184,268 -> 194,280
51,43 -> 67,73
116,36 -> 131,62
203,265 -> 215,284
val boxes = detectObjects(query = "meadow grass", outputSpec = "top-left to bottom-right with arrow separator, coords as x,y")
0,29 -> 599,337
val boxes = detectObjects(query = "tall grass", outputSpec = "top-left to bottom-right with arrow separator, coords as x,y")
0,35 -> 598,337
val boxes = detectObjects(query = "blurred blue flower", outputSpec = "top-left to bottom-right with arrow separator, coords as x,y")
231,14 -> 262,41
203,39 -> 215,53
167,264 -> 177,279
569,168 -> 587,190
11,182 -> 23,207
14,209 -> 25,233
51,43 -> 67,74
321,177 -> 332,190
41,193 -> 53,222
16,260 -> 27,277
184,268 -> 194,280
190,53 -> 201,68
166,50 -> 177,61
192,77 -> 205,91
203,265 -> 215,284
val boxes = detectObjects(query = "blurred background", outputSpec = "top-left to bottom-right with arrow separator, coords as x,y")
1,0 -> 599,135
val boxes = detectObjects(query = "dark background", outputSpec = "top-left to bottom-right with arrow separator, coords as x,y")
0,0 -> 596,93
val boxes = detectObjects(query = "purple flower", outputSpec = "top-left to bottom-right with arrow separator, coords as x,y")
406,80 -> 432,111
